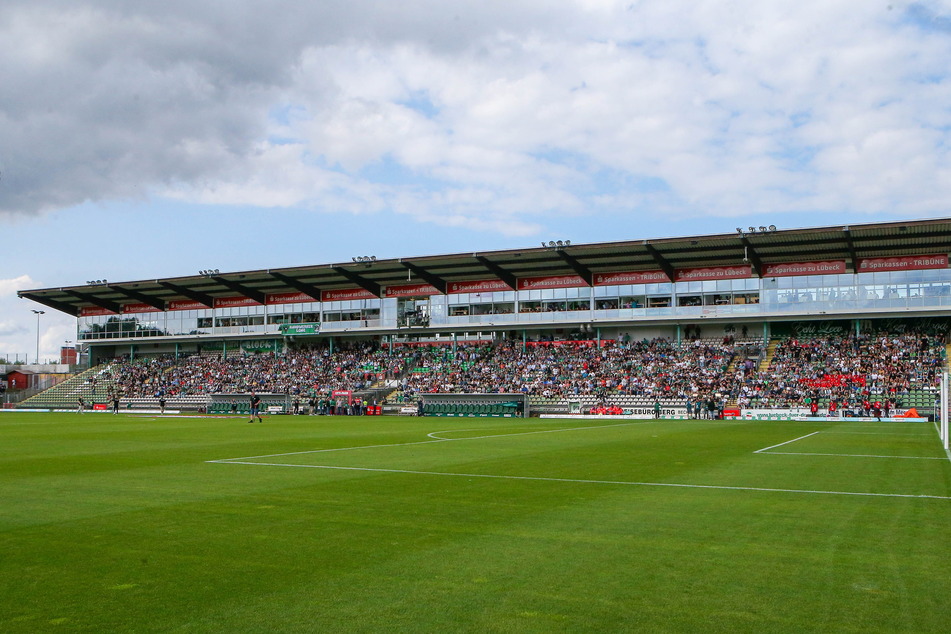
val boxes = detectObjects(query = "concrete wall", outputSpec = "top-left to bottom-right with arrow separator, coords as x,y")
0,364 -> 73,374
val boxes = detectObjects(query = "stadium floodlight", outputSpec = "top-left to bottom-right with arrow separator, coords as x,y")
769,225 -> 777,232
31,309 -> 45,363
548,241 -> 556,247
759,226 -> 767,232
736,228 -> 743,235
564,240 -> 570,246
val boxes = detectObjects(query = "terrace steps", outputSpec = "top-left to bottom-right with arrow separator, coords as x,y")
18,364 -> 114,409
758,338 -> 780,372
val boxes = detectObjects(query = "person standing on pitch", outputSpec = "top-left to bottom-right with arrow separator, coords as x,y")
77,396 -> 85,414
249,392 -> 263,423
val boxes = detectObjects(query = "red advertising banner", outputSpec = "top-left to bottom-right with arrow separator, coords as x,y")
391,339 -> 494,347
524,340 -> 617,348
321,288 -> 377,302
332,389 -> 353,405
122,303 -> 160,314
447,279 -> 513,294
80,306 -> 116,317
214,296 -> 261,309
169,300 -> 210,311
517,274 -> 588,290
763,261 -> 847,277
593,270 -> 669,286
384,283 -> 440,298
674,265 -> 752,282
858,254 -> 948,273
266,291 -> 316,305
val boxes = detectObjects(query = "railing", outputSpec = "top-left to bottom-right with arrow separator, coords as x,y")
2,376 -> 64,404
73,293 -> 951,342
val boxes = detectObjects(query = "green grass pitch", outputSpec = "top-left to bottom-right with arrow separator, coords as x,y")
1,412 -> 950,632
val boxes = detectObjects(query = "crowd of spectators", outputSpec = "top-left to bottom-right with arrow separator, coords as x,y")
105,343 -> 405,398
736,333 -> 945,409
394,338 -> 740,404
95,332 -> 946,410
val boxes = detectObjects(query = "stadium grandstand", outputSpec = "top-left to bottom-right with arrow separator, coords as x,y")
15,217 -> 951,419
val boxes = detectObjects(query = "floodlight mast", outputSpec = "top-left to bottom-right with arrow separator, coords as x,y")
31,309 -> 45,363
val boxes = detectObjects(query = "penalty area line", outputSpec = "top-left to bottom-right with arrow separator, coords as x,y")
753,431 -> 821,454
206,460 -> 951,501
760,451 -> 947,460
215,420 -> 661,462
426,419 -> 657,440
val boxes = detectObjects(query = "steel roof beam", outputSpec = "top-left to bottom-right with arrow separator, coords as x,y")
738,238 -> 764,277
643,243 -> 675,281
269,272 -> 322,301
331,267 -> 381,297
105,285 -> 166,311
842,228 -> 860,272
474,256 -> 517,289
157,282 -> 214,308
555,250 -> 593,285
63,290 -> 123,314
401,262 -> 446,294
211,276 -> 266,305
17,293 -> 80,317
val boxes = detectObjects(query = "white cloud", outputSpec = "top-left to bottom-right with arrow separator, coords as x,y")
0,274 -> 74,362
1,0 -> 950,237
0,275 -> 35,296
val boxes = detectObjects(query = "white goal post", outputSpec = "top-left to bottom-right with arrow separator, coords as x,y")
941,372 -> 949,451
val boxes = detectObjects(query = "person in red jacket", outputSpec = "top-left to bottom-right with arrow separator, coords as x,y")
810,400 -> 819,417
828,399 -> 838,417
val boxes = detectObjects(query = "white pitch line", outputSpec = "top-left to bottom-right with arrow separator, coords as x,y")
207,461 -> 951,501
758,451 -> 947,460
753,431 -> 822,454
210,438 -> 450,462
217,420 -> 658,462
822,430 -> 932,436
425,420 -> 655,441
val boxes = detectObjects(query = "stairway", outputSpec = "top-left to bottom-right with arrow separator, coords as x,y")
758,338 -> 780,373
18,364 -> 113,409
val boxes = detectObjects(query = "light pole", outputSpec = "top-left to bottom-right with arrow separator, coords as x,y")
31,310 -> 45,364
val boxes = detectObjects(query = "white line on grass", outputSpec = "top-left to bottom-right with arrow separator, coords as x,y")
753,431 -> 822,454
823,430 -> 932,436
758,451 -> 947,460
214,420 -> 657,462
208,461 -> 951,501
425,420 -> 655,441
208,438 -> 451,462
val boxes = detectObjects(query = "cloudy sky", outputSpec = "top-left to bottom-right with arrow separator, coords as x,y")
1,0 -> 950,362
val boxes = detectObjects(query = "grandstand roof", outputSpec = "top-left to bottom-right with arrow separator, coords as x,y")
18,217 -> 951,316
